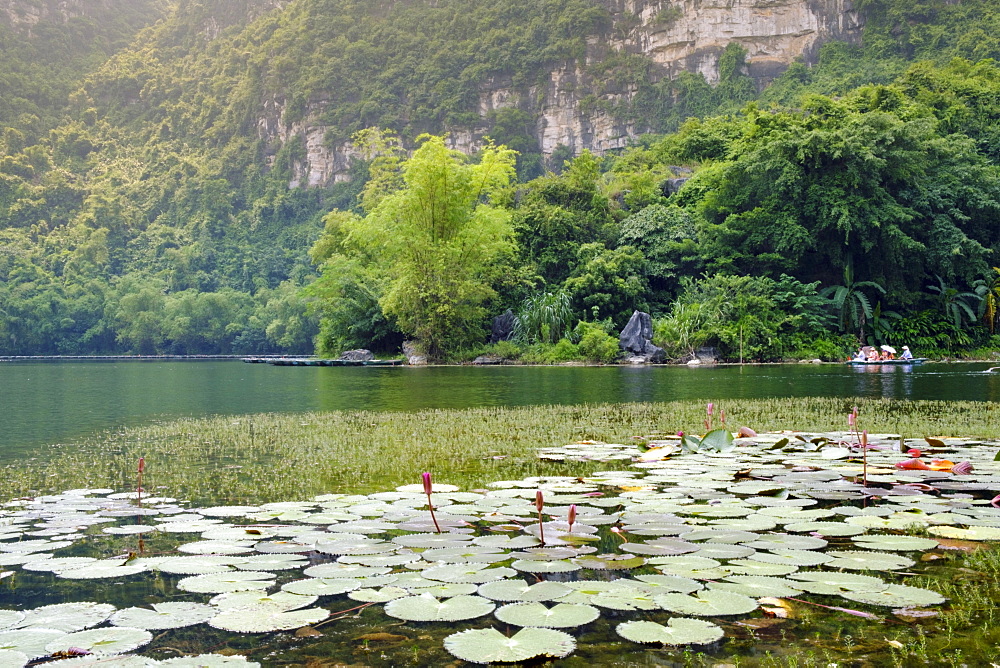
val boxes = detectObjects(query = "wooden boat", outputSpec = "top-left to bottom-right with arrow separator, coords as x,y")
845,358 -> 926,365
265,358 -> 403,367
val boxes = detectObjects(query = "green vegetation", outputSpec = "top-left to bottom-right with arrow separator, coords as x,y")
5,0 -> 1000,358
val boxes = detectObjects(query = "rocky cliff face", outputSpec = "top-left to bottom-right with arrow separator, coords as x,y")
261,0 -> 861,187
0,0 -> 106,32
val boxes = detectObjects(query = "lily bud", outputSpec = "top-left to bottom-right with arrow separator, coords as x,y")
422,472 -> 433,496
567,504 -> 577,532
861,430 -> 868,447
535,490 -> 544,514
720,408 -> 726,425
847,412 -> 855,428
137,457 -> 145,474
707,402 -> 714,416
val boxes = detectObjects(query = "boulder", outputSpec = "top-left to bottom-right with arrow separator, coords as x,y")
694,346 -> 719,364
339,349 -> 374,361
618,311 -> 666,363
472,355 -> 503,365
402,341 -> 427,366
489,309 -> 518,343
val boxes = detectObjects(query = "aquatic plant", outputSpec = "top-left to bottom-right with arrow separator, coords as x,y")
423,472 -> 441,534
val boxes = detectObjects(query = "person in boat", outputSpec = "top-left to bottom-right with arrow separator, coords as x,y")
901,346 -> 913,360
867,348 -> 880,362
852,348 -> 866,362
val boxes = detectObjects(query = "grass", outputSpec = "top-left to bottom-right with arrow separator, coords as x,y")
4,397 -> 1000,506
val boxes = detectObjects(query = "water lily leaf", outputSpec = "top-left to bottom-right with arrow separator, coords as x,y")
620,540 -> 697,556
396,483 -> 460,493
209,606 -> 329,633
233,554 -> 309,571
21,557 -> 98,573
211,590 -> 318,611
102,524 -> 158,535
348,586 -> 410,603
338,553 -> 419,567
177,571 -> 275,594
632,574 -> 704,595
787,571 -> 888,595
384,593 -> 495,621
252,540 -> 315,554
109,602 -> 216,630
404,582 -> 479,597
471,535 -> 540,549
152,556 -> 245,575
159,654 -> 260,666
57,561 -> 148,580
0,650 -> 26,667
478,580 -> 571,602
197,506 -> 262,517
314,539 -> 398,555
0,539 -> 72,553
280,578 -> 363,596
783,521 -> 866,536
443,627 -> 575,663
852,535 -> 939,551
711,576 -> 804,598
177,540 -> 257,555
753,549 -> 832,567
700,429 -> 735,453
45,626 -> 152,656
17,602 -> 115,632
928,526 -> 1000,541
0,611 -> 23,631
304,563 -> 391,579
0,629 -> 66,658
840,584 -> 946,607
680,529 -> 759,543
392,533 -> 474,549
421,546 -> 509,564
823,550 -> 915,571
616,618 -> 724,646
655,590 -> 758,616
692,544 -> 756,560
725,559 -> 799,577
423,563 -> 516,583
572,554 -> 645,570
494,602 -> 600,628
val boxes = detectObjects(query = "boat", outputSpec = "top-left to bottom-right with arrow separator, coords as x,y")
265,358 -> 403,367
845,358 -> 926,365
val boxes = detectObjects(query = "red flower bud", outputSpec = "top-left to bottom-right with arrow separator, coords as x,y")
422,472 -> 433,495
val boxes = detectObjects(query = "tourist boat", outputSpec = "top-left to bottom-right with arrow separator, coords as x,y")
264,358 -> 403,367
845,358 -> 926,365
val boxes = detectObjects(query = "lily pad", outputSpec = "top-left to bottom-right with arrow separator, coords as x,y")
109,602 -> 215,630
443,627 -> 576,664
160,655 -> 260,666
209,606 -> 329,633
17,602 -> 115,632
823,550 -> 915,571
494,602 -> 600,628
423,563 -> 516,583
384,593 -> 496,621
0,629 -> 67,658
348,586 -> 410,603
840,584 -> 946,607
787,571 -> 888,595
45,626 -> 152,656
177,571 -> 275,594
655,589 -> 758,616
711,576 -> 804,598
478,579 -> 571,602
211,590 -> 318,611
153,556 -> 245,575
280,578 -> 364,596
616,618 -> 724,646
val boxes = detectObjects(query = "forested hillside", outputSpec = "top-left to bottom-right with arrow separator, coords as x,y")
3,0 -> 1000,359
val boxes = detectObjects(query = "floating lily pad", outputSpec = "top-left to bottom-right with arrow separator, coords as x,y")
787,571 -> 888,595
0,650 -> 26,667
110,602 -> 216,630
211,590 -> 318,611
153,556 -> 245,575
823,550 -> 915,571
233,554 -> 309,571
840,584 -> 946,607
590,588 -> 660,611
21,557 -> 98,572
423,563 -> 516,583
280,578 -> 363,596
852,535 -> 939,552
494,602 -> 600,628
783,522 -> 866,536
928,526 -> 1000,541
443,627 -> 575,664
0,611 -> 23,631
177,571 -> 275,594
711,576 -> 804,598
17,602 -> 115,632
384,593 -> 496,621
209,606 -> 329,633
632,574 -> 703,595
348,586 -> 410,603
655,590 -> 758,616
160,654 -> 260,666
58,561 -> 148,580
177,540 -> 257,555
616,618 -> 724,646
725,559 -> 799,576
45,626 -> 152,656
404,582 -> 480,597
0,629 -> 66,658
478,580 -> 571,602
572,554 -> 645,570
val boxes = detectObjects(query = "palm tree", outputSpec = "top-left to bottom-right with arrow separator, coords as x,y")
975,267 -> 1000,333
820,262 -> 886,340
928,275 -> 979,328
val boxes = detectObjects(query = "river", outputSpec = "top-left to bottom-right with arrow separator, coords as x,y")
3,360 -> 1000,461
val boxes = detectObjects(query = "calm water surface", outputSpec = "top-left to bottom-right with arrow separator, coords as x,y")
3,360 -> 1000,460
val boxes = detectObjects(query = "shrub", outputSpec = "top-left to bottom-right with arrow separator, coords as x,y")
577,327 -> 621,363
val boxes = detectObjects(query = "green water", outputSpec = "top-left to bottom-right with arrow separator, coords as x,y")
4,360 -> 1000,460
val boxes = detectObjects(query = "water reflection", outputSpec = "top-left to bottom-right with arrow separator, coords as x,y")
3,361 -> 1000,460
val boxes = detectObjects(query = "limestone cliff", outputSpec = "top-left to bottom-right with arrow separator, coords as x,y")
268,0 -> 860,188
